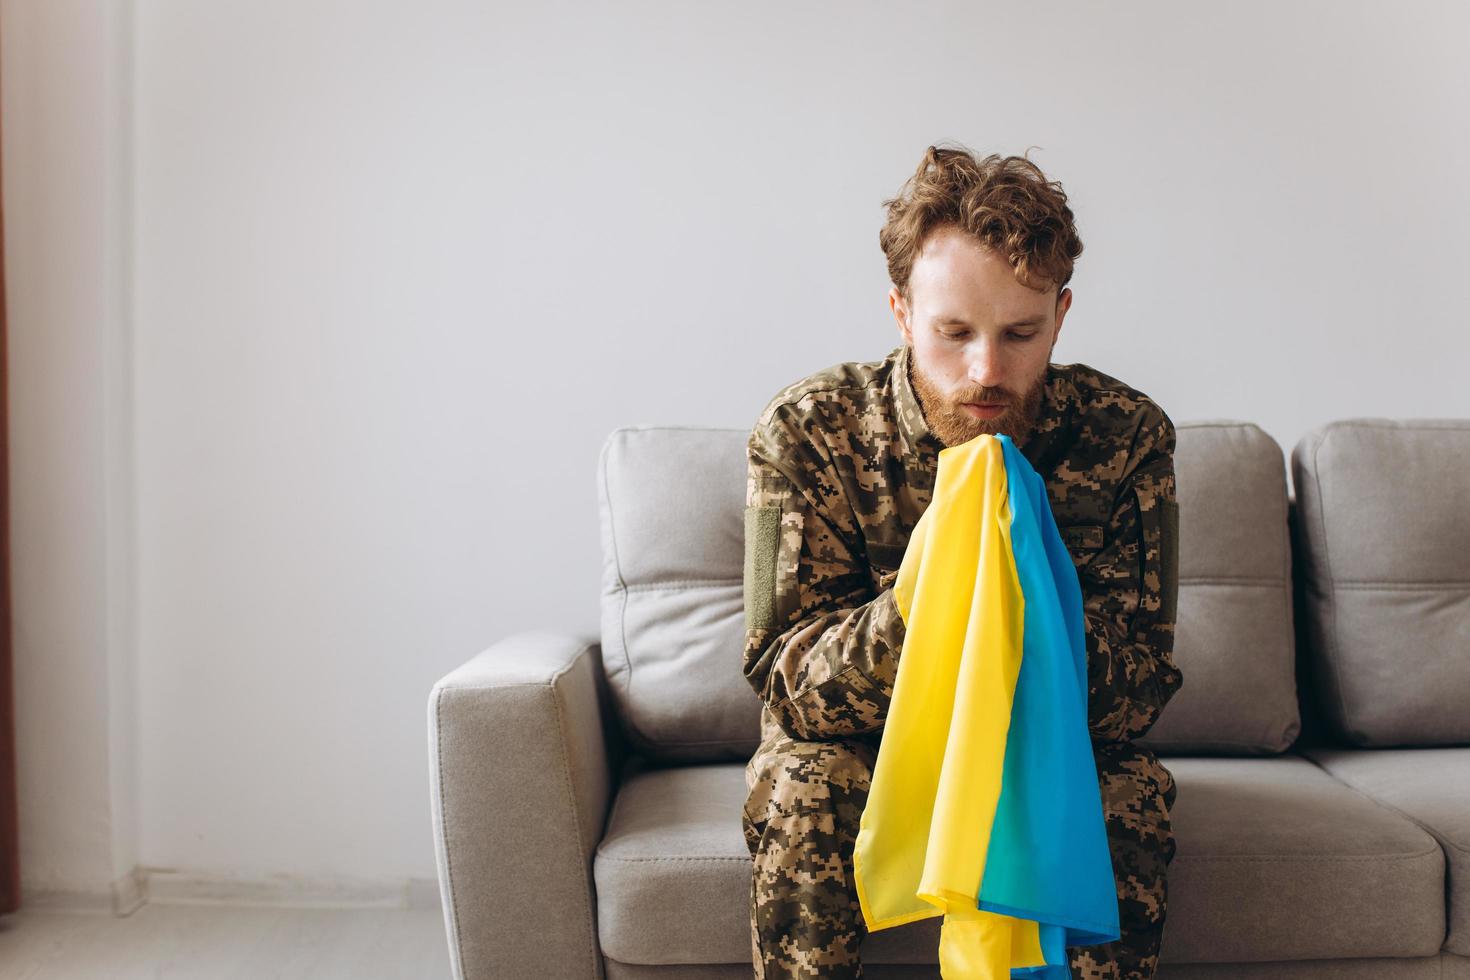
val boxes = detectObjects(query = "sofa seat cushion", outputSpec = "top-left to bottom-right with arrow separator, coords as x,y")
593,761 -> 944,966
1163,755 -> 1444,963
593,762 -> 753,965
594,756 -> 1444,967
1299,746 -> 1470,955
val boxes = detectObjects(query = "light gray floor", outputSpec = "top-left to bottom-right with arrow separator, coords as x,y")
0,904 -> 451,979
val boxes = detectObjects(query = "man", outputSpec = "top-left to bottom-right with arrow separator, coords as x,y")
740,144 -> 1183,980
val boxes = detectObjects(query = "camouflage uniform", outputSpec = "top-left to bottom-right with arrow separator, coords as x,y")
741,342 -> 1183,979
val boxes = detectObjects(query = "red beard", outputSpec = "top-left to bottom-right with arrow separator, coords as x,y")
908,353 -> 1047,449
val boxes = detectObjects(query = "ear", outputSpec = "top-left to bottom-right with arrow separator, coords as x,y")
889,286 -> 912,346
1051,287 -> 1072,351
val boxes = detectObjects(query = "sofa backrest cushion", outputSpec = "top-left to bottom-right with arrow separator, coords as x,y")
1291,419 -> 1470,747
598,426 -> 758,761
1140,422 -> 1301,755
597,420 -> 1305,762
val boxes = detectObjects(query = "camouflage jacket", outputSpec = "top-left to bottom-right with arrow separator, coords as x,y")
742,342 -> 1182,747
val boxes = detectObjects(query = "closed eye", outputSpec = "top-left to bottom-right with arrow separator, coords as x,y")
940,329 -> 1037,341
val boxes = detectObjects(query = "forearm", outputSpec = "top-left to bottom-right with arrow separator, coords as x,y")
743,586 -> 906,741
1079,404 -> 1183,743
1084,613 -> 1183,743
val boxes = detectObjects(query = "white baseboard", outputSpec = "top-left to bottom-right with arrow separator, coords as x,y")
112,867 -> 147,916
405,876 -> 444,910
142,869 -> 444,910
22,869 -> 442,915
19,886 -> 115,915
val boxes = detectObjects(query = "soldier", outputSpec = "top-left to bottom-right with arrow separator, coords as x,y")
741,144 -> 1183,980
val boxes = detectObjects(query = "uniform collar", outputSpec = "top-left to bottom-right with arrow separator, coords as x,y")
891,342 -> 1077,462
1021,363 -> 1078,469
892,342 -> 942,454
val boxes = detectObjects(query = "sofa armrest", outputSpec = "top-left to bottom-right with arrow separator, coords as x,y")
428,630 -> 615,980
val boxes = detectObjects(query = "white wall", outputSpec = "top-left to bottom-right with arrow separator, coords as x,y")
6,0 -> 1469,897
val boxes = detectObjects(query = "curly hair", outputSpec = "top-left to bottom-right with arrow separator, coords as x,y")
879,142 -> 1083,302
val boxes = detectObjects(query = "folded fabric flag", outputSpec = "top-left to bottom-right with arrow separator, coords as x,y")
852,433 -> 1119,979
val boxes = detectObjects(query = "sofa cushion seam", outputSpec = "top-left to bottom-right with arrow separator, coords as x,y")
1173,845 -> 1441,863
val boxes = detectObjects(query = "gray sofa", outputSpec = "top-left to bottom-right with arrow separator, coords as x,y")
428,417 -> 1470,980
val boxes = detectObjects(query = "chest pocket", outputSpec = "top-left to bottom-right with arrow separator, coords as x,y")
1059,523 -> 1105,565
866,541 -> 906,591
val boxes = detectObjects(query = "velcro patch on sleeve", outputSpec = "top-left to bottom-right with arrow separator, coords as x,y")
744,505 -> 781,630
1160,498 -> 1180,622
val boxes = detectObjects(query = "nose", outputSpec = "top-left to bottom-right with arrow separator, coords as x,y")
965,338 -> 1005,389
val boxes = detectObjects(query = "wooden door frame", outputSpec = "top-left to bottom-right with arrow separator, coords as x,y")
0,28 -> 20,914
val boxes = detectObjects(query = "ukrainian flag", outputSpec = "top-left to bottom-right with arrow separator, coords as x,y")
852,433 -> 1119,979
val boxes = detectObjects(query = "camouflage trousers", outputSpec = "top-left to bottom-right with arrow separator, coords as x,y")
742,726 -> 1178,980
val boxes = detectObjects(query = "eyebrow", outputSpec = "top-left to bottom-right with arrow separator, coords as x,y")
936,314 -> 1045,328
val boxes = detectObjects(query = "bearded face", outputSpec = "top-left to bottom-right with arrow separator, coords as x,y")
908,351 -> 1049,449
889,227 -> 1069,450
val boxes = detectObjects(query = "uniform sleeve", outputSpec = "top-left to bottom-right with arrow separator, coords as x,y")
1080,403 -> 1184,743
741,422 -> 907,742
